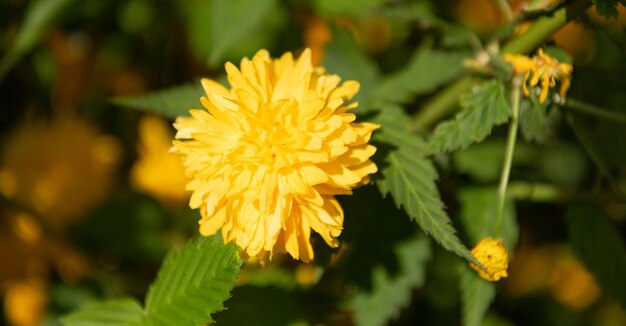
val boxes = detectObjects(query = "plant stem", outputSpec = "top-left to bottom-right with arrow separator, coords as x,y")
496,76 -> 522,236
411,0 -> 592,130
565,98 -> 626,124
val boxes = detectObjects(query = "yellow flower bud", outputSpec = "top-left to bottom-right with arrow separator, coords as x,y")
469,237 -> 509,282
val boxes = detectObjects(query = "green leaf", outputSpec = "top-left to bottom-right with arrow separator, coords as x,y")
372,45 -> 471,105
184,0 -> 281,67
111,83 -> 204,119
0,0 -> 74,80
144,235 -> 243,325
313,0 -> 386,18
592,0 -> 621,19
567,204 -> 626,309
323,30 -> 381,108
460,267 -> 496,326
458,187 -> 519,252
349,234 -> 432,326
519,100 -> 559,143
429,80 -> 511,154
60,298 -> 145,326
374,105 -> 478,265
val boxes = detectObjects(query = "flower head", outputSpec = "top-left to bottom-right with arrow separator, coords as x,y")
504,48 -> 573,103
172,49 -> 379,262
0,116 -> 120,228
469,237 -> 509,282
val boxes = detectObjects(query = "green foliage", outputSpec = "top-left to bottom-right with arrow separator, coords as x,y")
61,235 -> 242,325
112,83 -> 204,119
567,204 -> 626,308
349,234 -> 432,326
460,267 -> 496,326
372,45 -> 471,105
185,0 -> 279,66
323,30 -> 381,106
144,235 -> 243,324
519,100 -> 559,143
592,0 -> 623,19
313,0 -> 386,18
0,0 -> 74,80
60,298 -> 144,326
457,187 -> 518,326
374,105 -> 478,265
429,80 -> 511,154
453,140 -> 587,186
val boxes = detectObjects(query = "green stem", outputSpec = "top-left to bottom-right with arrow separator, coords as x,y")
496,76 -> 522,236
411,0 -> 592,130
565,98 -> 626,124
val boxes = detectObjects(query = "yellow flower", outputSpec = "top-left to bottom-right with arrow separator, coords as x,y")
503,48 -> 573,103
469,237 -> 509,282
172,49 -> 379,262
0,116 -> 120,229
3,279 -> 47,326
131,115 -> 189,207
549,258 -> 600,310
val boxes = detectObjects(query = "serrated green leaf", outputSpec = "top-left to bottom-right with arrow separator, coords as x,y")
567,204 -> 626,309
60,298 -> 145,326
372,45 -> 471,105
429,80 -> 511,154
144,235 -> 243,325
349,234 -> 431,326
460,267 -> 496,326
111,83 -> 204,119
373,105 -> 477,265
592,0 -> 621,19
519,99 -> 559,143
0,0 -> 74,80
458,187 -> 519,253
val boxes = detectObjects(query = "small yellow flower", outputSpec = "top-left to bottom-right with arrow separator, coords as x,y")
503,48 -> 573,103
172,49 -> 379,262
469,237 -> 509,282
3,279 -> 47,326
549,258 -> 600,310
131,115 -> 189,207
0,116 -> 120,228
